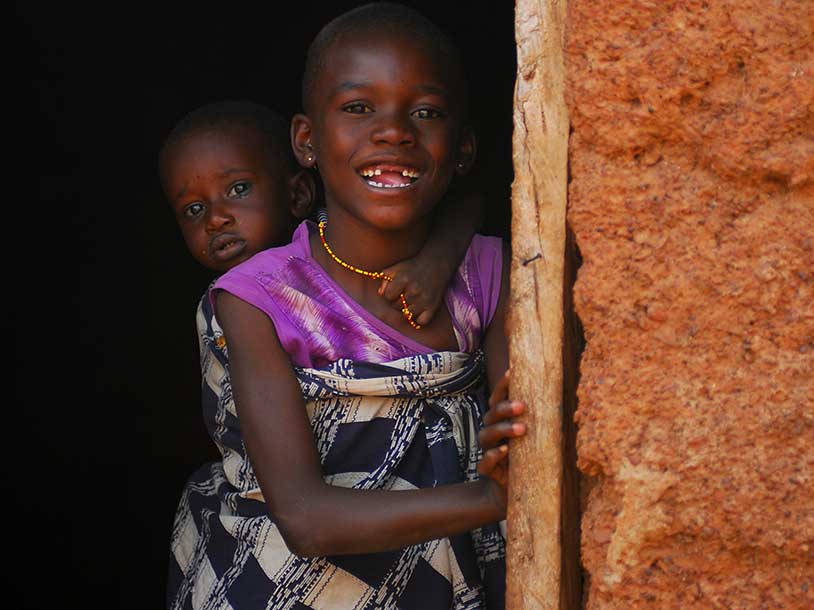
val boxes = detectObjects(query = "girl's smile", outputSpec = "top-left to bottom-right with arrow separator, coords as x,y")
358,163 -> 422,189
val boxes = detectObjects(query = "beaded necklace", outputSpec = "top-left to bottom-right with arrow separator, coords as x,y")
318,220 -> 421,329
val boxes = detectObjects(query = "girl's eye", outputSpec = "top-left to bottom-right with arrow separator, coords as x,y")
342,102 -> 372,114
413,108 -> 443,120
228,181 -> 252,197
184,202 -> 204,218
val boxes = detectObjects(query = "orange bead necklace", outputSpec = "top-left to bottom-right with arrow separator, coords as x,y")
318,220 -> 421,330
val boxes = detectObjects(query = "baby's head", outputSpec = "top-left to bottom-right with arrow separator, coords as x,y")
159,100 -> 314,272
292,2 -> 474,231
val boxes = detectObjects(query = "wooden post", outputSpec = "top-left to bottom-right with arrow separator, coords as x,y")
506,1 -> 570,609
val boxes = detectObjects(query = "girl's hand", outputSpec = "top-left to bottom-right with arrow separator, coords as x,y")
378,255 -> 453,328
477,370 -> 526,495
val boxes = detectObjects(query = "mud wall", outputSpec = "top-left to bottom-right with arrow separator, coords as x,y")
565,1 -> 814,607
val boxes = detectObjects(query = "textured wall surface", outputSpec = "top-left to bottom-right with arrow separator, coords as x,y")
565,1 -> 814,608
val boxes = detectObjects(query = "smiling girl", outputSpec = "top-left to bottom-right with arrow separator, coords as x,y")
167,4 -> 525,609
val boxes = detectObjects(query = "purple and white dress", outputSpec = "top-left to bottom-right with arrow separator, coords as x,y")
168,220 -> 506,610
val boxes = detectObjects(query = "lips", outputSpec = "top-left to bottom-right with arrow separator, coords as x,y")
357,162 -> 422,189
209,233 -> 247,261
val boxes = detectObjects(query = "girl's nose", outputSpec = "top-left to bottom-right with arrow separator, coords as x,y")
371,113 -> 415,146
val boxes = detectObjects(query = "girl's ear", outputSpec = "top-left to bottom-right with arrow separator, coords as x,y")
288,169 -> 317,219
454,126 -> 477,176
291,114 -> 317,169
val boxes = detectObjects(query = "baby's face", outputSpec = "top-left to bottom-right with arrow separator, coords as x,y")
162,124 -> 296,272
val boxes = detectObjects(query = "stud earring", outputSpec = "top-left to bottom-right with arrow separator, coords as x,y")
306,153 -> 315,163
456,161 -> 465,169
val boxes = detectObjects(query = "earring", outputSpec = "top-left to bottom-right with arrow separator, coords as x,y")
456,161 -> 465,169
306,153 -> 315,163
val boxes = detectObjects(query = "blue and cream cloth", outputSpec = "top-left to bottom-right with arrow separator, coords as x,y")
167,296 -> 506,610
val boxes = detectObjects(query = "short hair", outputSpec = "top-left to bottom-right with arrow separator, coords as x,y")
158,100 -> 296,181
301,2 -> 467,115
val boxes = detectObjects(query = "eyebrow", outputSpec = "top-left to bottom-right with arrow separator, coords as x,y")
172,168 -> 257,202
330,81 -> 449,97
221,167 -> 257,177
331,80 -> 370,96
417,84 -> 448,96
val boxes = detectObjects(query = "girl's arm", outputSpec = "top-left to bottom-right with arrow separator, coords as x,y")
216,290 -> 507,558
378,182 -> 485,327
477,243 -> 527,501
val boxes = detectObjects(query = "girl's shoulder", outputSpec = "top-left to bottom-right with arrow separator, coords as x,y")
457,233 -> 505,330
216,222 -> 311,289
464,233 -> 504,273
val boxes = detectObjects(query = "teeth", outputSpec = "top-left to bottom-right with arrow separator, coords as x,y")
366,180 -> 410,189
360,167 -> 420,178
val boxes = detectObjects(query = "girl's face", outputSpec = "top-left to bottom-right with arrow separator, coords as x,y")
162,125 -> 300,272
303,33 -> 473,232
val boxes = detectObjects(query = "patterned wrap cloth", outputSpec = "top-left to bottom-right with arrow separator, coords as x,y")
168,222 -> 506,609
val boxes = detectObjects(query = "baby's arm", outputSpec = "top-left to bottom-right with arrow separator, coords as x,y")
216,290 -> 505,558
378,183 -> 485,327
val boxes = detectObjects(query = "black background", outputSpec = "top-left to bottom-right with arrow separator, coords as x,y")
21,1 -> 515,607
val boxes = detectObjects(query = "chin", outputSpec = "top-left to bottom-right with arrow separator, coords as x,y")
366,206 -> 429,232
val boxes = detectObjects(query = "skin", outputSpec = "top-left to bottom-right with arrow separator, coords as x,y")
216,32 -> 526,557
159,118 -> 483,325
378,184 -> 485,326
160,123 -> 312,272
290,33 -> 477,352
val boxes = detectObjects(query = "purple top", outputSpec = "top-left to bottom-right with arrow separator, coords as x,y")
213,220 -> 504,368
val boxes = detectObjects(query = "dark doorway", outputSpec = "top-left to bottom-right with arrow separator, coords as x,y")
26,2 -> 516,608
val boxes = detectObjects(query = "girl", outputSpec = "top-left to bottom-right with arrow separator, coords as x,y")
168,5 -> 525,609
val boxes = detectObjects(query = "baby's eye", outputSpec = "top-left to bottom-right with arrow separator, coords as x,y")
228,181 -> 252,198
412,108 -> 443,120
184,202 -> 204,218
342,102 -> 372,114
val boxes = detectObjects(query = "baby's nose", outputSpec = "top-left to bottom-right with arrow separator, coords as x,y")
206,202 -> 234,230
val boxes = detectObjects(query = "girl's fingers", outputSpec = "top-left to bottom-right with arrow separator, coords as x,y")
488,369 -> 511,410
478,420 -> 526,449
477,445 -> 508,476
482,399 -> 525,426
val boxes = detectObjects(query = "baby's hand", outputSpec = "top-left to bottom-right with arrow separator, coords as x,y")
478,370 -> 526,493
379,256 -> 453,328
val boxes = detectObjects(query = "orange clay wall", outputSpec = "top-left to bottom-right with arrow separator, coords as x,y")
564,1 -> 813,607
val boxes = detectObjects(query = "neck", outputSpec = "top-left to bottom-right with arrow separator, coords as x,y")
316,204 -> 431,273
